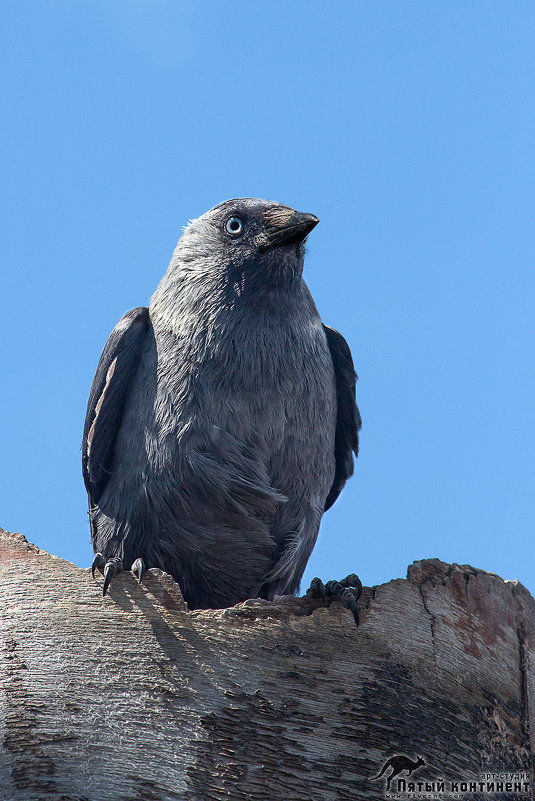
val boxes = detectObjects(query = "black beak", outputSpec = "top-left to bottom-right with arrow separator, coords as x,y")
257,210 -> 319,252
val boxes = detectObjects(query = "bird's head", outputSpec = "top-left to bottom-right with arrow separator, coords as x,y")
175,198 -> 319,293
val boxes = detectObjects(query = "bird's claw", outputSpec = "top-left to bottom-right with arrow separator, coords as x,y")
91,553 -> 123,596
306,573 -> 362,627
102,557 -> 123,596
131,558 -> 145,584
91,552 -> 106,579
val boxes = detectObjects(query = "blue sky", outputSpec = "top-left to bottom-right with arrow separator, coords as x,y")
1,1 -> 534,596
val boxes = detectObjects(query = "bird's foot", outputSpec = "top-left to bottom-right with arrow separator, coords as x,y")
306,573 -> 362,627
92,554 -> 146,595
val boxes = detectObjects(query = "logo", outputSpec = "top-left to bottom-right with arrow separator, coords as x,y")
370,755 -> 531,799
372,754 -> 426,791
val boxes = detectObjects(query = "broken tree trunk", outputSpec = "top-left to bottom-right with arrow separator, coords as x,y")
0,528 -> 533,801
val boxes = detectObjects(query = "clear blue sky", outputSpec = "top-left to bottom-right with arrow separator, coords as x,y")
1,1 -> 534,596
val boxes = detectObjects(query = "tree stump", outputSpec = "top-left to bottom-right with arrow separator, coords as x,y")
0,528 -> 533,800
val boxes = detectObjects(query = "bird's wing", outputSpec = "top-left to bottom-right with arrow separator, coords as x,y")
323,325 -> 362,511
82,307 -> 150,504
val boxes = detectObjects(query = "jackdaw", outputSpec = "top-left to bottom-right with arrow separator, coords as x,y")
83,198 -> 362,619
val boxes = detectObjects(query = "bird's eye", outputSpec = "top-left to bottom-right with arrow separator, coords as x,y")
225,217 -> 243,236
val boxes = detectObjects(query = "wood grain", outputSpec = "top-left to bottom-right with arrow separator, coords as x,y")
0,528 -> 533,800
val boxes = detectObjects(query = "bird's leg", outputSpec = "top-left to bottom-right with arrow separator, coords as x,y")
91,553 -> 124,596
306,573 -> 362,627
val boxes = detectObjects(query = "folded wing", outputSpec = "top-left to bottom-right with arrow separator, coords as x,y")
82,307 -> 150,504
323,325 -> 362,511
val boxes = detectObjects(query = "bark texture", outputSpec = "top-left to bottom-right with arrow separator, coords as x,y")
0,527 -> 533,801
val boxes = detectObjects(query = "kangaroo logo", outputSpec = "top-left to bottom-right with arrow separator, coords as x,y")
372,754 -> 426,791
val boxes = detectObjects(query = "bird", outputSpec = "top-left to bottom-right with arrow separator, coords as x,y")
82,198 -> 362,619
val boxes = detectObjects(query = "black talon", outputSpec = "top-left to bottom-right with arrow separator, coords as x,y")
325,579 -> 360,627
131,558 -> 145,584
347,597 -> 360,627
102,557 -> 123,596
339,586 -> 360,627
91,552 -> 106,579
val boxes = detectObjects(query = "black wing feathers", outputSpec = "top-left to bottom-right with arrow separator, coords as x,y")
323,325 -> 362,511
82,307 -> 149,504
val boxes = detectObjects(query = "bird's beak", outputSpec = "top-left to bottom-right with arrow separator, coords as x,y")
256,209 -> 319,252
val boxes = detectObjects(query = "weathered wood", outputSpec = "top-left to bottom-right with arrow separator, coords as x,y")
0,528 -> 533,800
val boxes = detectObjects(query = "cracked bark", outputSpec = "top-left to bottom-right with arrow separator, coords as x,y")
0,528 -> 533,801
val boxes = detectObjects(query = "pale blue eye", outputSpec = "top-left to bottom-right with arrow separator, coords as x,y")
226,217 -> 243,236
